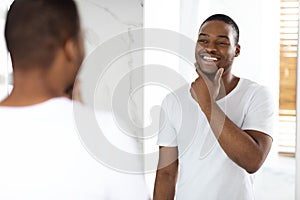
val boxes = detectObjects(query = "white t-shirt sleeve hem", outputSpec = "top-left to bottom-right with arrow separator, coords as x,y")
241,127 -> 273,139
156,142 -> 178,147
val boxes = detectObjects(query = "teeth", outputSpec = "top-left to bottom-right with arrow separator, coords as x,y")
203,56 -> 218,61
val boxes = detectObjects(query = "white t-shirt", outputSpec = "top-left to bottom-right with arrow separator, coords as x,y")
157,78 -> 274,200
0,97 -> 150,200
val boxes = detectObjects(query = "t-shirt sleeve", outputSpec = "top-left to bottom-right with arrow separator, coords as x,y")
241,86 -> 275,138
157,96 -> 178,147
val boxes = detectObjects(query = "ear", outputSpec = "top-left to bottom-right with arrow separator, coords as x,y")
235,44 -> 241,57
64,38 -> 77,62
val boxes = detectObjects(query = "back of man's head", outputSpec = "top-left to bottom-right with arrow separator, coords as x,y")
5,0 -> 80,70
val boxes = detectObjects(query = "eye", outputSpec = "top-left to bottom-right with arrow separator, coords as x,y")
197,39 -> 208,44
217,41 -> 230,46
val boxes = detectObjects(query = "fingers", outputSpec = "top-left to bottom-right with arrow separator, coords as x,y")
214,68 -> 224,84
195,67 -> 224,82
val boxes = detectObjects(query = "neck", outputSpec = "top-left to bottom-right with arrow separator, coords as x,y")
218,71 -> 239,99
0,69 -> 66,106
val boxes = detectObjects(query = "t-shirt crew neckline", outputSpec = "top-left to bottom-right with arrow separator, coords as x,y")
0,97 -> 71,109
217,78 -> 243,103
188,78 -> 243,104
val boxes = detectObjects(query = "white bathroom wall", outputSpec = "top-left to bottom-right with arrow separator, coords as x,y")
76,0 -> 144,137
0,1 -> 9,101
143,0 -> 181,194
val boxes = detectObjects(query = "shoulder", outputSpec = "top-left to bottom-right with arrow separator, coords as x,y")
238,78 -> 272,98
239,78 -> 263,90
238,78 -> 274,111
163,84 -> 192,105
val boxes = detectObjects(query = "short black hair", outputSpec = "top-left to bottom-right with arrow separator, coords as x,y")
200,14 -> 239,45
5,0 -> 80,69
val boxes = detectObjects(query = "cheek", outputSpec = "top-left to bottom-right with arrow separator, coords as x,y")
221,49 -> 236,59
195,43 -> 204,51
195,45 -> 199,54
222,55 -> 235,65
195,46 -> 200,57
195,51 -> 202,62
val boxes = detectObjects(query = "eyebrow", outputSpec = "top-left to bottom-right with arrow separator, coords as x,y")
198,33 -> 230,40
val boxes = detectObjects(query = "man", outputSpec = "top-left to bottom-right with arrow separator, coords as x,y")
0,0 -> 149,199
153,14 -> 274,200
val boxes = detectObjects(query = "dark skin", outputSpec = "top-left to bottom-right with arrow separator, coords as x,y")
153,147 -> 178,200
154,20 -> 273,200
0,33 -> 84,107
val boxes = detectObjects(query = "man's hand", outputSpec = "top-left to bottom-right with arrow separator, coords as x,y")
190,65 -> 224,109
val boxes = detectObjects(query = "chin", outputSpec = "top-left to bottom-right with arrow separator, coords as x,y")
198,65 -> 217,74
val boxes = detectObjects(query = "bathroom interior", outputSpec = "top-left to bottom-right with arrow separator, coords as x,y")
0,0 -> 299,199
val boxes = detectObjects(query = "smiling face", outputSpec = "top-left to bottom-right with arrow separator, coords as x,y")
195,20 -> 240,76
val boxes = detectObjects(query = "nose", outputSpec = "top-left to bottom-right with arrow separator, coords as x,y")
205,42 -> 217,53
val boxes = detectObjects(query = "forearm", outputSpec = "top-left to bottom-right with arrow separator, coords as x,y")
154,147 -> 178,199
202,102 -> 269,173
153,170 -> 177,200
153,173 -> 176,200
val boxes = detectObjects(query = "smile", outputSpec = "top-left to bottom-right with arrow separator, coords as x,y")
202,55 -> 218,61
